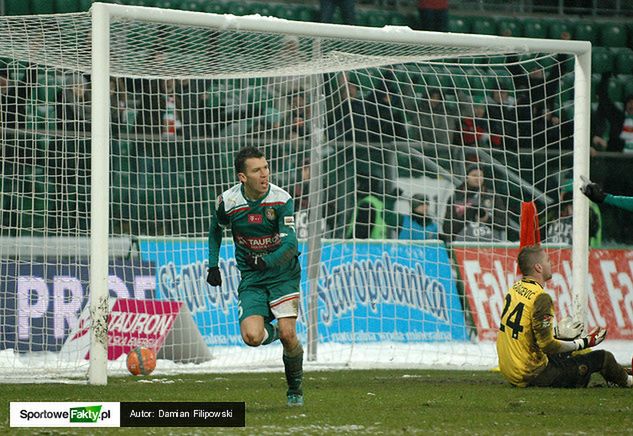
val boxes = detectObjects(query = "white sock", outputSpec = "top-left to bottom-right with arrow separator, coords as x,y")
627,375 -> 633,387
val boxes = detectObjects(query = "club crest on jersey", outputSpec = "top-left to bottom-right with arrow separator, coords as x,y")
265,207 -> 276,221
248,214 -> 263,224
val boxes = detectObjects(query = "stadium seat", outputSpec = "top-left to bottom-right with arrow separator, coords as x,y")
522,18 -> 547,39
623,77 -> 633,99
5,0 -> 31,15
591,47 -> 614,74
37,71 -> 59,102
153,0 -> 176,10
55,0 -> 81,13
79,0 -> 93,12
31,1 -> 55,14
448,17 -> 470,34
495,18 -> 522,37
607,76 -> 623,103
203,1 -> 225,14
614,47 -> 633,75
180,0 -> 205,12
574,22 -> 598,44
387,12 -> 408,26
547,19 -> 573,40
560,73 -> 574,103
471,18 -> 496,36
599,22 -> 628,47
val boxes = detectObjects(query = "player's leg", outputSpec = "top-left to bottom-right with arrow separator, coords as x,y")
270,287 -> 303,406
531,350 -> 631,388
278,316 -> 303,406
238,287 -> 276,347
597,350 -> 633,387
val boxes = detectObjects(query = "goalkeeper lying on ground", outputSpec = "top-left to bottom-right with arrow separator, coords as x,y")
496,245 -> 632,388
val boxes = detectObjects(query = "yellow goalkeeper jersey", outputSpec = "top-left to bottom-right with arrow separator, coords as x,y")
496,278 -> 563,387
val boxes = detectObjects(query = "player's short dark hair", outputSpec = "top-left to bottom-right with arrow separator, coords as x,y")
234,146 -> 264,174
517,245 -> 544,276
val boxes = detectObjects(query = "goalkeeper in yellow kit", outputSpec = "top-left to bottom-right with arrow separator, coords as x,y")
497,245 -> 632,388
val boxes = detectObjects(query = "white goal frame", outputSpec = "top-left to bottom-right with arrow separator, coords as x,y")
87,2 -> 591,384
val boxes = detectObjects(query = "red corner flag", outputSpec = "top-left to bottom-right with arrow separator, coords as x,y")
519,201 -> 541,248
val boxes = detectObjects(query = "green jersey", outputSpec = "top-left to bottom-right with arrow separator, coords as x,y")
208,182 -> 300,285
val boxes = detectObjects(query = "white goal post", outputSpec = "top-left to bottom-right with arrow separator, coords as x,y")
0,2 -> 592,384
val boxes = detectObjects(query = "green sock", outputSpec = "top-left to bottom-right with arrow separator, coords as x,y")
261,322 -> 279,346
283,343 -> 304,396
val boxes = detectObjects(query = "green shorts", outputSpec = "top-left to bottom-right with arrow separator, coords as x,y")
237,278 -> 301,323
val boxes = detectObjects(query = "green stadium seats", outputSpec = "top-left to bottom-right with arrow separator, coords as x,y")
592,47 -> 614,74
522,18 -> 547,39
181,0 -> 205,12
614,47 -> 633,75
31,1 -> 56,14
607,76 -> 623,103
599,22 -> 628,47
448,17 -> 469,34
79,0 -> 93,12
203,2 -> 226,14
548,19 -> 573,40
623,76 -> 633,99
55,0 -> 81,13
471,18 -> 497,36
387,12 -> 407,26
496,18 -> 522,37
590,73 -> 601,101
5,0 -> 31,15
560,73 -> 574,103
574,22 -> 598,44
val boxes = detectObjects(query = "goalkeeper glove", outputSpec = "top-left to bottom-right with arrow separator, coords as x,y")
554,316 -> 584,340
573,327 -> 607,350
206,266 -> 222,286
245,253 -> 267,271
580,176 -> 606,203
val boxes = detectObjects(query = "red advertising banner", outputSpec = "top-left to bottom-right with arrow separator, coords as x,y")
454,247 -> 633,341
63,298 -> 182,360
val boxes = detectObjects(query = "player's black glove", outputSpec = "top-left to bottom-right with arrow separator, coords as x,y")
206,266 -> 222,286
245,253 -> 267,271
580,176 -> 606,203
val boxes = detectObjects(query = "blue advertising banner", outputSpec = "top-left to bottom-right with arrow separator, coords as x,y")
140,239 -> 468,346
0,258 -> 155,352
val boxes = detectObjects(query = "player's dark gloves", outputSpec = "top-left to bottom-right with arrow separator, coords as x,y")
206,266 -> 222,286
246,253 -> 267,271
580,177 -> 606,203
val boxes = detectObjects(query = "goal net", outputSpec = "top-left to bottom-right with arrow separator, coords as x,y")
0,4 -> 591,382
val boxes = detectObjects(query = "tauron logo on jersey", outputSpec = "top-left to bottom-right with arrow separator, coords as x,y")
284,216 -> 295,226
265,208 -> 276,221
248,214 -> 263,224
236,234 -> 281,251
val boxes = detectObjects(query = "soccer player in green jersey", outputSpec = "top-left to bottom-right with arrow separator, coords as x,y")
497,245 -> 632,388
581,176 -> 633,212
207,146 -> 304,406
